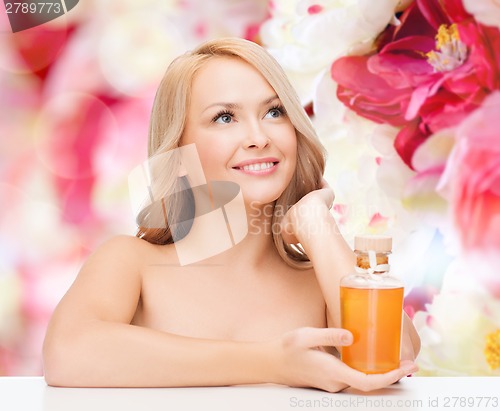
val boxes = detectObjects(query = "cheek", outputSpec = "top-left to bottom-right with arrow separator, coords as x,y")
290,136 -> 298,160
281,127 -> 298,167
289,143 -> 298,178
195,140 -> 231,175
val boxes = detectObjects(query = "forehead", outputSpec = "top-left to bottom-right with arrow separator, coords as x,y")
190,56 -> 276,105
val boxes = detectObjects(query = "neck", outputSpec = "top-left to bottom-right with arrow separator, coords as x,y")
226,202 -> 279,269
172,198 -> 281,269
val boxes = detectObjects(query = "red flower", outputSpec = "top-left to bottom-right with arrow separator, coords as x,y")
331,0 -> 500,169
439,91 -> 500,251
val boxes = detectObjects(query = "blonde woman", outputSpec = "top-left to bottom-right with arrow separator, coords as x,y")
43,38 -> 420,392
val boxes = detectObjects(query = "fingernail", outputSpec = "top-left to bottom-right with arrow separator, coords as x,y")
403,366 -> 418,375
341,334 -> 352,344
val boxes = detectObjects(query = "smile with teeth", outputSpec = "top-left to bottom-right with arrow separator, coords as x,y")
235,162 -> 277,171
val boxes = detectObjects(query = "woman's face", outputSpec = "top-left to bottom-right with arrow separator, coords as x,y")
181,56 -> 297,206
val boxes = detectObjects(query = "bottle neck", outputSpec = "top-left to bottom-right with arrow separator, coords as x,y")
355,250 -> 390,274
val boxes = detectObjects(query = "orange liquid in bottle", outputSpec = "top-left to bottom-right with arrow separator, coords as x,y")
340,286 -> 404,374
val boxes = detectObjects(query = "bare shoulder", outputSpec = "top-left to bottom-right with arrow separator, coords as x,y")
83,234 -> 179,270
89,234 -> 151,263
48,235 -> 170,325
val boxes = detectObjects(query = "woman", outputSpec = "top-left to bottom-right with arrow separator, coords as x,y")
43,37 -> 420,392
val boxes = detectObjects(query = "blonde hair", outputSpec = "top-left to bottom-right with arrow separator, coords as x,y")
136,37 -> 326,269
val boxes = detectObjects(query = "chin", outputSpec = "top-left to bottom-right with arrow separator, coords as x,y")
206,172 -> 292,208
241,186 -> 284,208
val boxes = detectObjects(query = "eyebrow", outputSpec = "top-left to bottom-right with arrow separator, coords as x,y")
202,95 -> 280,113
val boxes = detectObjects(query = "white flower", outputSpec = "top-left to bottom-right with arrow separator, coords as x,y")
260,0 -> 401,104
414,257 -> 500,376
463,0 -> 500,30
262,1 -> 431,276
97,12 -> 187,98
179,0 -> 269,39
262,2 -> 437,288
320,112 -> 436,291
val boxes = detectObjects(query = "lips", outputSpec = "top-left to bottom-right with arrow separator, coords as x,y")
232,157 -> 279,170
232,157 -> 280,175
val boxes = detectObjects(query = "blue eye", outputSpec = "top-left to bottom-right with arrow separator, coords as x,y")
265,105 -> 286,119
212,111 -> 234,124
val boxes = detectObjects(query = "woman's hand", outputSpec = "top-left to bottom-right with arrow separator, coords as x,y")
270,327 -> 418,393
281,178 -> 335,245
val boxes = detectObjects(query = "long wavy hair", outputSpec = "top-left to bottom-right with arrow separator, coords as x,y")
136,37 -> 326,269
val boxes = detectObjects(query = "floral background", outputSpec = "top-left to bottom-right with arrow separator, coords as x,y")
0,0 -> 499,376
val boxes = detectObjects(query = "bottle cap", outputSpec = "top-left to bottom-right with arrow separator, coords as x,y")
354,235 -> 392,252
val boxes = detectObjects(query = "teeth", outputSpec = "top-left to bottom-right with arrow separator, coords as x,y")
242,162 -> 274,171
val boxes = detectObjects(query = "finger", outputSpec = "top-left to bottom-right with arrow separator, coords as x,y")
295,327 -> 353,348
280,215 -> 299,244
399,360 -> 419,375
320,179 -> 334,197
318,180 -> 334,207
281,230 -> 299,245
337,360 -> 419,392
320,178 -> 330,189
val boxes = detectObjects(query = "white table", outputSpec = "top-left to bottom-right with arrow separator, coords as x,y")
1,376 -> 499,411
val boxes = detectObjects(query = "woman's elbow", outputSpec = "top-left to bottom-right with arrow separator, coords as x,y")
43,339 -> 68,386
42,332 -> 85,387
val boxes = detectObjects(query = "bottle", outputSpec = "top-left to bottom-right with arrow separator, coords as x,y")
340,235 -> 404,374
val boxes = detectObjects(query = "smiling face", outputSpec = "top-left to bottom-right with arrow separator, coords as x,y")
181,56 -> 297,206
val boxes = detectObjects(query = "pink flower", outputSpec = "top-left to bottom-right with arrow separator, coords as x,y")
36,92 -> 118,226
331,0 -> 500,169
439,91 -> 500,251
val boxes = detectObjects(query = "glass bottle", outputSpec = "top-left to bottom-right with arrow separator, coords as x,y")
340,235 -> 404,374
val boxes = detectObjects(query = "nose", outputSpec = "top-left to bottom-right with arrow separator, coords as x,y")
243,120 -> 269,149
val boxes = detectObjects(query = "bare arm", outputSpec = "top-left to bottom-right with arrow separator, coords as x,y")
42,236 -> 273,387
282,185 -> 421,360
43,235 -> 417,391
